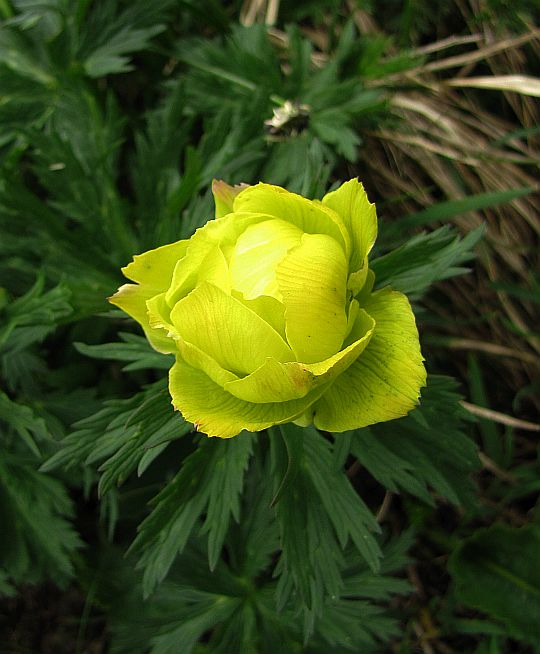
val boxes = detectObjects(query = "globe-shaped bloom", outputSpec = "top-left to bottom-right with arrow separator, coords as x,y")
110,179 -> 426,438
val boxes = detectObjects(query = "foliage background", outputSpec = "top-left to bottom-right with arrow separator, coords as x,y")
0,0 -> 538,652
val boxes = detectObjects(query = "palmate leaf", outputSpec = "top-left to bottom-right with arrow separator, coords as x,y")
0,277 -> 72,355
130,80 -> 198,247
345,375 -> 479,506
130,433 -> 254,595
449,524 -> 540,648
76,0 -> 174,77
0,455 -> 82,588
0,391 -> 48,456
106,543 -> 248,654
105,513 -> 413,654
75,332 -> 173,371
270,424 -> 381,629
0,91 -> 133,312
41,379 -> 190,496
371,225 -> 483,299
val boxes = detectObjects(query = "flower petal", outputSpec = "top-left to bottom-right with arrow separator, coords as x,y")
224,309 -> 374,403
109,284 -> 175,353
121,240 -> 188,289
233,183 -> 351,259
170,282 -> 294,376
147,291 -> 176,337
169,356 -> 327,438
165,242 -> 230,307
229,218 -> 302,300
277,233 -> 348,363
232,291 -> 286,340
177,338 -> 238,387
212,180 -> 249,218
322,178 -> 377,276
311,287 -> 427,431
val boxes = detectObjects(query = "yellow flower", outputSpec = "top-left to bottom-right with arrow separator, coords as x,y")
110,179 -> 426,437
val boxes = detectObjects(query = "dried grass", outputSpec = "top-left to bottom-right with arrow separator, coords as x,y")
240,0 -> 539,412
356,5 -> 540,412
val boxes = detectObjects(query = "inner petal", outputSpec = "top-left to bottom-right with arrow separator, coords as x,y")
229,218 -> 303,300
165,241 -> 230,307
277,232 -> 349,364
170,282 -> 294,376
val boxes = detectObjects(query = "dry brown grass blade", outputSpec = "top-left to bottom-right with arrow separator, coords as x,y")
410,30 -> 540,75
461,401 -> 540,431
441,338 -> 539,364
478,452 -> 516,483
240,0 -> 280,26
256,3 -> 539,412
413,33 -> 483,56
446,75 -> 540,96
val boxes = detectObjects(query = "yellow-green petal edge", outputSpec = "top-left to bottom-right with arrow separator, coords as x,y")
169,357 -> 330,438
311,287 -> 427,431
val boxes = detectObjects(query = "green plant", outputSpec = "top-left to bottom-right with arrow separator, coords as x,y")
1,1 -> 538,652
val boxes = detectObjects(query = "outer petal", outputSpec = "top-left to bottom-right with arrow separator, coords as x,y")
170,282 -> 294,376
169,357 -> 328,438
311,287 -> 426,431
322,179 -> 377,277
109,284 -> 176,353
121,240 -> 189,288
224,309 -> 374,403
233,183 -> 351,260
277,233 -> 348,363
212,180 -> 249,218
109,240 -> 189,353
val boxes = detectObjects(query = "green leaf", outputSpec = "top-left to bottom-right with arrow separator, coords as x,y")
41,380 -> 189,495
349,427 -> 430,502
388,187 -> 534,233
303,428 -> 381,569
449,524 -> 540,645
130,433 -> 253,594
371,226 -> 483,299
75,332 -> 173,371
270,426 -> 381,631
271,423 -> 304,507
0,391 -> 48,456
341,376 -> 479,506
78,2 -> 173,78
0,456 -> 82,587
0,277 -> 72,355
83,24 -> 165,77
0,569 -> 16,598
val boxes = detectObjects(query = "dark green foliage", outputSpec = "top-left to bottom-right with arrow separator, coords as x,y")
1,1 -> 535,651
41,378 -> 190,496
354,376 -> 479,507
372,226 -> 484,300
0,455 -> 82,593
94,529 -> 413,654
270,425 -> 381,629
0,278 -> 83,593
449,524 -> 540,650
131,434 -> 254,592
